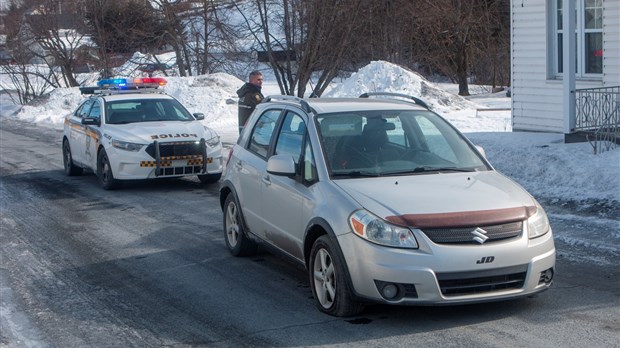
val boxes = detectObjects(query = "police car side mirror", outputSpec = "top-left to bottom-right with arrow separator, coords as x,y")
193,113 -> 205,120
82,117 -> 100,126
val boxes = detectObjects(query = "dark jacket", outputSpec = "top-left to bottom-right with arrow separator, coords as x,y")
236,83 -> 264,129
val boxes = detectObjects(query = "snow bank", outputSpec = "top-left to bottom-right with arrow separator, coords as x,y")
325,61 -> 481,114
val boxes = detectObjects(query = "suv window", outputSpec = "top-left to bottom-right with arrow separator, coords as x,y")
249,109 -> 280,158
302,140 -> 317,184
275,112 -> 306,165
317,110 -> 487,174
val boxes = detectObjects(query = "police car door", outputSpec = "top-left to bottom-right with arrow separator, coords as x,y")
83,99 -> 102,168
68,99 -> 94,166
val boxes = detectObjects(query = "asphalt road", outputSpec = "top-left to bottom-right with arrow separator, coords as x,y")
1,118 -> 619,348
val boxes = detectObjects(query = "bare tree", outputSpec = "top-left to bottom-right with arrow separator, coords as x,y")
0,0 -> 63,103
406,0 -> 508,96
19,0 -> 89,87
84,0 -> 167,78
236,0 -> 365,97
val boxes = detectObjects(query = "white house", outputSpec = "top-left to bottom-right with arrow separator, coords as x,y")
510,0 -> 619,141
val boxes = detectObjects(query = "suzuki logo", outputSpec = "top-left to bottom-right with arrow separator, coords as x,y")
471,227 -> 489,244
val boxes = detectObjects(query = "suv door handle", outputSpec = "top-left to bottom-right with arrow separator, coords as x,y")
234,161 -> 242,170
261,175 -> 271,185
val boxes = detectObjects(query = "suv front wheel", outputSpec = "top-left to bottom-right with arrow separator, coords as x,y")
309,235 -> 363,317
223,194 -> 257,256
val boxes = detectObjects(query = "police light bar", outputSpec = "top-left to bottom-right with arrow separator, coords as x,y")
96,77 -> 167,89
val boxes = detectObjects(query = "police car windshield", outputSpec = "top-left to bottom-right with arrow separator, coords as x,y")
105,99 -> 195,124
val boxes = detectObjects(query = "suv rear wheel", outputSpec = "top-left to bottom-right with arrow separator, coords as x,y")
309,235 -> 363,317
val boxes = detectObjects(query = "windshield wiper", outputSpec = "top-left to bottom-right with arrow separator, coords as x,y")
412,166 -> 476,173
332,171 -> 381,177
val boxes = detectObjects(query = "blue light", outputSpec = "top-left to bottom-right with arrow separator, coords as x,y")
97,78 -> 128,87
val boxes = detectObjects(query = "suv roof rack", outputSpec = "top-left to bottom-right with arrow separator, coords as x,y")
359,92 -> 429,109
263,95 -> 312,113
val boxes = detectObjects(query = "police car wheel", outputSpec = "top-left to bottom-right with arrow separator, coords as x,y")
62,139 -> 83,176
97,150 -> 119,190
223,194 -> 257,256
198,173 -> 222,184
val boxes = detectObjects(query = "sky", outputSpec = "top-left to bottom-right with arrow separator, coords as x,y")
2,59 -> 618,205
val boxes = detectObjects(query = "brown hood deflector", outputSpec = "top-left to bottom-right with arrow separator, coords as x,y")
385,206 -> 537,228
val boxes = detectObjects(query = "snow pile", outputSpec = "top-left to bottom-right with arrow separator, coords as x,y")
163,73 -> 243,140
467,132 -> 620,202
17,87 -> 83,125
325,61 -> 481,114
13,69 -> 244,140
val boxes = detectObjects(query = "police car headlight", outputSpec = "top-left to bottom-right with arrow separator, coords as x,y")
205,135 -> 220,148
527,202 -> 550,239
349,210 -> 418,249
112,139 -> 144,152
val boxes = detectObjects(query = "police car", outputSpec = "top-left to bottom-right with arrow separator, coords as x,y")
62,77 -> 223,189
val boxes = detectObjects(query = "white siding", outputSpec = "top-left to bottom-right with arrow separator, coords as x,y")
603,0 -> 620,86
511,0 -> 620,133
511,0 -> 560,132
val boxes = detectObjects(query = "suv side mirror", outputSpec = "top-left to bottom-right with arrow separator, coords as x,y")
267,154 -> 296,177
193,113 -> 205,120
82,117 -> 100,126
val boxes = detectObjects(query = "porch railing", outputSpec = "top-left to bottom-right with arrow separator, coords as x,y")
575,86 -> 620,154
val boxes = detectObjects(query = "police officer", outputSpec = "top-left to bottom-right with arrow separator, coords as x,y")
236,70 -> 264,134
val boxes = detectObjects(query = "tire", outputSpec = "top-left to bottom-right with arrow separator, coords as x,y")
198,173 -> 222,184
97,149 -> 119,190
62,139 -> 83,176
223,194 -> 257,256
309,235 -> 363,317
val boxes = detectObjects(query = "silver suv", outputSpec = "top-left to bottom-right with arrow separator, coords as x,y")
219,93 -> 555,317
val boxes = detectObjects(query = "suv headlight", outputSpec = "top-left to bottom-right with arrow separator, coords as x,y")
527,202 -> 550,239
205,135 -> 220,147
112,139 -> 144,152
349,210 -> 418,249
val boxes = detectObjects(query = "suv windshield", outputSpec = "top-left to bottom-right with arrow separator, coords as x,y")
317,110 -> 489,177
105,98 -> 194,124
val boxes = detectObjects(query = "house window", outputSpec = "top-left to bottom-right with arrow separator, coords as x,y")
552,0 -> 603,78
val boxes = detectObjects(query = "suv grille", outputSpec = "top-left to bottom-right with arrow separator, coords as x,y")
436,265 -> 527,296
421,221 -> 522,244
145,141 -> 203,159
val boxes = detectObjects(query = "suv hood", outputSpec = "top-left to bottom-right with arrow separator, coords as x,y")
334,171 -> 536,227
106,121 -> 210,143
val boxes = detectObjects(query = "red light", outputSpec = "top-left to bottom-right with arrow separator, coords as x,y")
133,77 -> 167,86
594,50 -> 603,57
